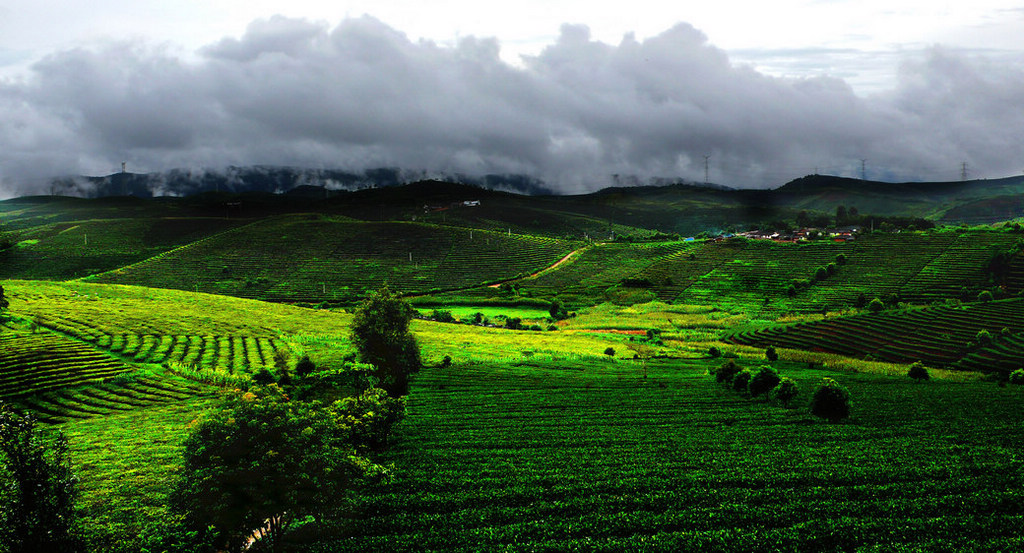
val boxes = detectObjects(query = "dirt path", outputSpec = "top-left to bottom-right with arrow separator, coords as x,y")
488,246 -> 587,288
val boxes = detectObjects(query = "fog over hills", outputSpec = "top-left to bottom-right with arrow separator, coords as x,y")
2,17 -> 1024,196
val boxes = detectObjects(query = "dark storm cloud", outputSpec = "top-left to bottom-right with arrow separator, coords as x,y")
0,15 -> 1022,195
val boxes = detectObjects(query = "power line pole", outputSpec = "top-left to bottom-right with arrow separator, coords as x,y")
703,155 -> 710,185
860,159 -> 867,182
961,162 -> 968,181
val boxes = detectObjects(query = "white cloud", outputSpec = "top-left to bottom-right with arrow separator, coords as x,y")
1,16 -> 1022,195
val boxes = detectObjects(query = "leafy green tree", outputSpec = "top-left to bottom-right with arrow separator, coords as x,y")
0,405 -> 82,553
604,347 -> 616,357
1008,369 -> 1024,385
772,377 -> 799,407
732,369 -> 753,394
350,286 -> 422,397
294,355 -> 316,378
171,385 -> 394,553
908,362 -> 930,382
867,298 -> 885,313
765,345 -> 779,363
714,360 -> 741,384
748,365 -> 781,398
430,309 -> 455,323
810,378 -> 851,422
252,367 -> 275,385
814,266 -> 828,281
977,290 -> 994,302
707,346 -> 721,358
548,299 -> 569,320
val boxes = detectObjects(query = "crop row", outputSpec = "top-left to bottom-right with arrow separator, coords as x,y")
90,216 -> 578,302
729,298 -> 1024,369
9,374 -> 210,423
0,332 -> 133,399
327,358 -> 1024,551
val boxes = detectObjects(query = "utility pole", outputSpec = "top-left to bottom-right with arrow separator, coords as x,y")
961,162 -> 968,181
703,155 -> 711,185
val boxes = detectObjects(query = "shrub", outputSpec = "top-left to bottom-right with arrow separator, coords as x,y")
748,365 -> 781,398
294,355 -> 316,378
854,292 -> 867,308
772,377 -> 799,407
978,290 -> 994,302
867,298 -> 885,313
431,310 -> 455,323
707,346 -> 721,358
441,355 -> 452,368
810,378 -> 851,422
252,367 -> 275,385
975,329 -> 992,346
835,253 -> 847,265
604,347 -> 616,357
714,360 -> 742,384
732,369 -> 753,394
814,266 -> 828,281
1009,369 -> 1024,385
765,345 -> 779,362
908,362 -> 930,382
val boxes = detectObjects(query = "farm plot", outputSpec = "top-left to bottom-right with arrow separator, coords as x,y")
88,215 -> 578,302
0,217 -> 243,280
728,298 -> 1024,370
330,359 -> 1024,551
898,231 -> 1020,302
9,373 -> 210,423
0,331 -> 133,399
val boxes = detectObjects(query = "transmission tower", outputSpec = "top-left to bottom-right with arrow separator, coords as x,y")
961,162 -> 968,181
703,155 -> 710,185
860,159 -> 867,181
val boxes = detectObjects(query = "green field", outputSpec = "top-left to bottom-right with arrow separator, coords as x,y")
1,190 -> 1024,551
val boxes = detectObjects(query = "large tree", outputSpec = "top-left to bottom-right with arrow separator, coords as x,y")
0,405 -> 81,553
171,385 -> 396,553
350,285 -> 422,397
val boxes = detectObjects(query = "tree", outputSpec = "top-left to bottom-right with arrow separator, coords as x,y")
603,347 -> 616,357
836,205 -> 848,226
350,286 -> 422,397
867,298 -> 885,313
908,362 -> 930,382
294,355 -> 316,378
714,360 -> 742,384
1008,369 -> 1024,385
548,299 -> 569,320
810,378 -> 851,422
772,377 -> 799,407
707,346 -> 721,358
732,369 -> 753,394
978,290 -> 994,302
765,345 -> 779,363
0,405 -> 81,553
748,365 -> 781,398
171,385 -> 395,553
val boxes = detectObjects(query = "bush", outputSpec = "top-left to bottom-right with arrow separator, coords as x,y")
908,362 -> 930,382
765,345 -> 779,362
1009,369 -> 1024,385
707,346 -> 721,358
810,378 -> 851,422
978,290 -> 994,302
772,377 -> 799,407
867,298 -> 885,313
814,266 -> 828,281
252,367 -> 275,385
431,310 -> 455,323
748,365 -> 781,398
294,355 -> 316,378
732,369 -> 753,394
441,355 -> 452,368
714,360 -> 742,384
604,347 -> 616,357
975,329 -> 992,346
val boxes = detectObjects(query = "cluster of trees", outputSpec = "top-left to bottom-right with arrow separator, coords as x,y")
0,285 -> 423,552
710,353 -> 852,422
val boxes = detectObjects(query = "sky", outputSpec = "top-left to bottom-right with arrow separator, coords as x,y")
1,1 -> 1023,195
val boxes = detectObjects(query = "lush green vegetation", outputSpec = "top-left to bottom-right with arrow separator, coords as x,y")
2,187 -> 1024,551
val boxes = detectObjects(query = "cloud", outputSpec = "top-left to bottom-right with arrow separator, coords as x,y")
1,15 -> 1023,195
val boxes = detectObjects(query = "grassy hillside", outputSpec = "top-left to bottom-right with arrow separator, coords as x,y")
84,215 -> 579,302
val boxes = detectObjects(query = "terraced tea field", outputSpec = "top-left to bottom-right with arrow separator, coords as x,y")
87,215 -> 578,302
728,298 -> 1024,371
331,358 -> 1024,551
0,331 -> 133,398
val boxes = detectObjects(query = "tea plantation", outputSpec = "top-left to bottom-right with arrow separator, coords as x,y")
1,192 -> 1023,552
